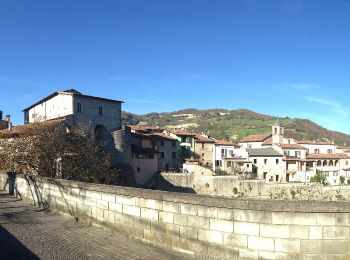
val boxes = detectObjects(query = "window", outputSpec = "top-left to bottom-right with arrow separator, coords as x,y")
221,149 -> 227,158
172,141 -> 176,147
215,160 -> 222,167
227,161 -> 232,167
98,106 -> 103,115
149,154 -> 154,159
160,152 -> 164,159
276,159 -> 279,164
160,140 -> 164,146
346,161 -> 349,166
137,167 -> 141,172
254,159 -> 257,164
314,149 -> 320,154
327,149 -> 332,154
202,143 -> 205,149
264,159 -> 267,164
172,152 -> 176,159
295,151 -> 301,157
77,103 -> 82,113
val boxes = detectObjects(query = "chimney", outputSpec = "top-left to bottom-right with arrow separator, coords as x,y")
8,122 -> 12,131
0,111 -> 2,121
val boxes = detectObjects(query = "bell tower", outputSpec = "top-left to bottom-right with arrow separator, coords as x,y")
272,119 -> 284,144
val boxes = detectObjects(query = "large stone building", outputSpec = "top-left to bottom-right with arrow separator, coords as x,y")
0,111 -> 10,130
23,89 -> 123,136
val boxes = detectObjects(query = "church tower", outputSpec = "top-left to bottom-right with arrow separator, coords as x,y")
272,119 -> 284,144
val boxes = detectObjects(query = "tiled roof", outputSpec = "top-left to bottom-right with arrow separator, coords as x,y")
298,140 -> 334,145
129,125 -> 165,131
23,90 -> 123,111
151,132 -> 178,141
262,137 -> 272,145
247,148 -> 283,157
278,144 -> 308,150
194,135 -> 214,143
213,139 -> 240,147
239,134 -> 271,143
306,153 -> 350,159
169,130 -> 196,136
0,119 -> 65,139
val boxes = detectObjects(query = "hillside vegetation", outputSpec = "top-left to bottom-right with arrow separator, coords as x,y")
122,109 -> 350,146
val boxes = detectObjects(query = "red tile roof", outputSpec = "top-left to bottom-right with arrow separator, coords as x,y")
306,153 -> 350,159
213,139 -> 240,147
298,140 -> 334,145
239,134 -> 271,143
194,135 -> 214,143
128,125 -> 165,132
278,144 -> 308,150
151,132 -> 178,141
0,119 -> 65,139
168,129 -> 196,136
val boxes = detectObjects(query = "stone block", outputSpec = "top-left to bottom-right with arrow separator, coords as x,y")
258,250 -> 290,260
217,208 -> 234,220
234,222 -> 259,236
210,218 -> 233,232
174,213 -> 188,226
108,202 -> 123,213
122,205 -> 141,217
101,193 -> 115,203
248,236 -> 274,252
159,211 -> 174,224
180,203 -> 198,216
166,223 -> 180,237
290,225 -> 309,239
141,208 -> 159,221
282,213 -> 317,226
85,190 -> 102,200
197,206 -> 218,218
84,197 -> 97,207
96,199 -> 109,210
137,198 -> 163,210
236,210 -> 272,224
70,187 -> 80,196
274,238 -> 300,253
115,195 -> 136,206
317,213 -> 336,225
198,228 -> 224,244
104,210 -> 115,222
301,240 -> 349,254
224,233 -> 248,248
323,226 -> 349,240
180,226 -> 198,240
335,213 -> 350,226
309,227 -> 322,239
260,224 -> 290,239
188,215 -> 210,229
163,201 -> 181,213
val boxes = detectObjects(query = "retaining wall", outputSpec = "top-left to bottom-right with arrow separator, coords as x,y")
1,172 -> 350,259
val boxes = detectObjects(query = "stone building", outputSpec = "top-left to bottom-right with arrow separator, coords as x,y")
0,111 -> 10,130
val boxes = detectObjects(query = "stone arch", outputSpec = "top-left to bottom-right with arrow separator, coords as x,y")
274,127 -> 278,135
317,160 -> 322,167
329,160 -> 334,167
335,160 -> 339,167
323,160 -> 327,167
94,125 -> 108,143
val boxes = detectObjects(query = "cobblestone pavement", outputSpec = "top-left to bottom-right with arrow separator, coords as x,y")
0,192 -> 185,260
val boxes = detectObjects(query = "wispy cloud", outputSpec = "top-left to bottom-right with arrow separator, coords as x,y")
305,97 -> 349,117
284,82 -> 320,91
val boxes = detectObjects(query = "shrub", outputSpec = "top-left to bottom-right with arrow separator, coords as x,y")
310,170 -> 326,185
340,176 -> 345,185
215,168 -> 229,176
347,179 -> 350,185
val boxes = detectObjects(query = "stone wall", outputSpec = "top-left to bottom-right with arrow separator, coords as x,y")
158,172 -> 350,201
1,172 -> 350,259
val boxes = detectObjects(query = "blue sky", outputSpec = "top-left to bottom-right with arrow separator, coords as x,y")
1,0 -> 350,133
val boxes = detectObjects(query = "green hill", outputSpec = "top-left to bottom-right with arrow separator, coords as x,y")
122,109 -> 350,146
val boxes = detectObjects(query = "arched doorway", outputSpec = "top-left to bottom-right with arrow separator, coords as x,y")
94,125 -> 108,143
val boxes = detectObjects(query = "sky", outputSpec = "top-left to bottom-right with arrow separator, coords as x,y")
1,0 -> 350,133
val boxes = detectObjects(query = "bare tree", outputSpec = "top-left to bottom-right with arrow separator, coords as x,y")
0,120 -> 119,185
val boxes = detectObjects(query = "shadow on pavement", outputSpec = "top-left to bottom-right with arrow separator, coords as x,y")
0,225 -> 39,260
